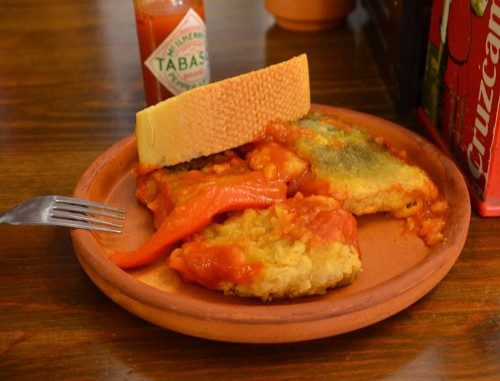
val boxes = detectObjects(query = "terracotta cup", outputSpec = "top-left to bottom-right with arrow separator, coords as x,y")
264,0 -> 356,32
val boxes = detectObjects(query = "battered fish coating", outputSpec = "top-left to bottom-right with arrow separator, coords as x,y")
168,194 -> 362,301
265,113 -> 448,245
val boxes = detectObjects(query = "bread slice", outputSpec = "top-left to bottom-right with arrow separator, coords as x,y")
136,54 -> 310,167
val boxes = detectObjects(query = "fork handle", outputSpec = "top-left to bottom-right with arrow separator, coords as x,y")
0,211 -> 14,224
0,212 -> 10,224
0,208 -> 20,225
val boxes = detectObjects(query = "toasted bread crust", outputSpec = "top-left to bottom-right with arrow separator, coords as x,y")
136,54 -> 310,167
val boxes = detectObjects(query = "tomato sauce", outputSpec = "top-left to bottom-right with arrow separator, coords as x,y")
265,120 -> 316,147
275,195 -> 360,252
246,141 -> 308,185
169,243 -> 263,289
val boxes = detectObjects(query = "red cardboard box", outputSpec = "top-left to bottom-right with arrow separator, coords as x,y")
419,0 -> 500,216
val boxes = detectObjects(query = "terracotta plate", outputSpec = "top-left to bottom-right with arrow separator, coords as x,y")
71,105 -> 471,343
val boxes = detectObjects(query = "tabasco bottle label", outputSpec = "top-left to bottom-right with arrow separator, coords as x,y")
145,8 -> 210,96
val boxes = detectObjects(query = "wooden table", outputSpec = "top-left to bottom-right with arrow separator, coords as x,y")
1,1 -> 498,379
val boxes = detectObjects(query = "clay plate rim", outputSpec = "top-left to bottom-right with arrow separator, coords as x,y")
70,105 -> 470,340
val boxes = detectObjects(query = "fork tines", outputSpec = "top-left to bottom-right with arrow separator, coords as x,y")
51,196 -> 126,234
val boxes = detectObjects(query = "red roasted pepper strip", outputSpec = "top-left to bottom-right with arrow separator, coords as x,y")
109,171 -> 287,269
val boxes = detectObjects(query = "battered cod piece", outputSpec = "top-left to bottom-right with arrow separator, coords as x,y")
168,194 -> 362,301
265,113 -> 448,245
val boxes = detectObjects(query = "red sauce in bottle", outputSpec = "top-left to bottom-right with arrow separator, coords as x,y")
134,0 -> 208,106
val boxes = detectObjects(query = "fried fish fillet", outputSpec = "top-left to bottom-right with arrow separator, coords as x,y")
265,113 -> 448,245
168,194 -> 361,301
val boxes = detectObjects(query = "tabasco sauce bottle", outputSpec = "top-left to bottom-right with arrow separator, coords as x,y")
133,0 -> 210,106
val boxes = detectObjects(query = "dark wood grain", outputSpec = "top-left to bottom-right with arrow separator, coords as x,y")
0,0 -> 498,380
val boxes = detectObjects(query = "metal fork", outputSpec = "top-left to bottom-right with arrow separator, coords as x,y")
0,195 -> 125,233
